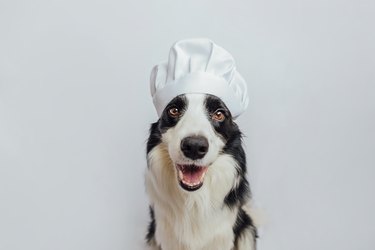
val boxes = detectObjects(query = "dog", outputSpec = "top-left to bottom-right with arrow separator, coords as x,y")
145,93 -> 257,250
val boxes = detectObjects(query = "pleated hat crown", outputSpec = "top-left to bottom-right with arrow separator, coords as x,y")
150,38 -> 249,118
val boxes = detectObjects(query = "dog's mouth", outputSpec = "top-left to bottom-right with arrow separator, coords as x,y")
176,164 -> 208,191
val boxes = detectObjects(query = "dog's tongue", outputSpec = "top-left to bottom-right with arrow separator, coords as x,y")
183,167 -> 205,183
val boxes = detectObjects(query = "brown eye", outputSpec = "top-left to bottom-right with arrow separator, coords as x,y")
168,107 -> 181,117
212,110 -> 225,122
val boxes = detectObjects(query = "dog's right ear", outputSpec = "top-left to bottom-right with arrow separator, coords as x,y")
146,122 -> 162,155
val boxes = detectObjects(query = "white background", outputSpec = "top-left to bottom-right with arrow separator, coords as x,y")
1,0 -> 374,249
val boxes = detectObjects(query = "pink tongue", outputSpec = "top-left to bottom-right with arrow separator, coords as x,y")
182,167 -> 205,184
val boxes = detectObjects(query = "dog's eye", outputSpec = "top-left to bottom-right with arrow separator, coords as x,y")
168,107 -> 181,118
212,110 -> 225,122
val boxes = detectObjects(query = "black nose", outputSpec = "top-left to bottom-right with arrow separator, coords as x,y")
180,136 -> 209,160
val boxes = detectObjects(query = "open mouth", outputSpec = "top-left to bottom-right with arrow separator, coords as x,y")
176,164 -> 208,191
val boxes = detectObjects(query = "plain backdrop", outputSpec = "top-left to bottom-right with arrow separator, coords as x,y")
1,0 -> 374,249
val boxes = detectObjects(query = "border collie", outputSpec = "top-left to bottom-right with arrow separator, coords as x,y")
145,93 -> 257,250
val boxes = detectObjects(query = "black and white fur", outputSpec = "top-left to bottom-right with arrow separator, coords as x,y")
145,93 -> 257,250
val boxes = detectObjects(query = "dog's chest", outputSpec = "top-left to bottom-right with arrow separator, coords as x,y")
153,202 -> 237,250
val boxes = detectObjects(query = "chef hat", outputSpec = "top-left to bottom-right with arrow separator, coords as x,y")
150,38 -> 249,119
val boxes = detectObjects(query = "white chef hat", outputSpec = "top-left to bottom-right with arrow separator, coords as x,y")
150,38 -> 249,119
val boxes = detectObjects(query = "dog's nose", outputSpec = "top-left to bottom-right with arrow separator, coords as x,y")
180,136 -> 209,160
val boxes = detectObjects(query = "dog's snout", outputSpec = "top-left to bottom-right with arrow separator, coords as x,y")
180,136 -> 209,160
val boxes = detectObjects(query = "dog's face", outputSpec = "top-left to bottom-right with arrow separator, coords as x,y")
151,93 -> 240,192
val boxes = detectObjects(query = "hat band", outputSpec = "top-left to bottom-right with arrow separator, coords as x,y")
152,72 -> 243,118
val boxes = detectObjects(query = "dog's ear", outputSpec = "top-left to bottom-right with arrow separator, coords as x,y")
146,122 -> 161,154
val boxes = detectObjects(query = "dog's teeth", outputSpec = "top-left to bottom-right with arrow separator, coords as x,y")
178,170 -> 183,180
200,172 -> 206,181
181,179 -> 200,187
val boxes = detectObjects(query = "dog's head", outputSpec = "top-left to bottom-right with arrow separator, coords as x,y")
147,93 -> 243,192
